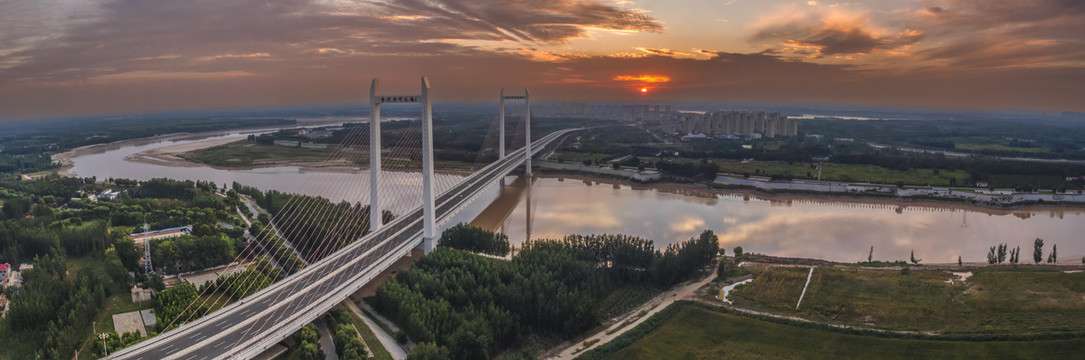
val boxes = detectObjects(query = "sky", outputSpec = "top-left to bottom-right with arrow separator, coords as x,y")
1,0 -> 1083,121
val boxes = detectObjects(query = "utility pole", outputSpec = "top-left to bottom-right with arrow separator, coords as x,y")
143,213 -> 153,275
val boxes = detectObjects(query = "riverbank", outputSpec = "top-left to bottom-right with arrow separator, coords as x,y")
51,119 -> 346,176
530,171 -> 1085,216
714,173 -> 1085,208
532,159 -> 1085,211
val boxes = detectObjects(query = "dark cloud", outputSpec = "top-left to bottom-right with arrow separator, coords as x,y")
750,9 -> 922,57
914,0 -> 1085,69
0,0 -> 662,84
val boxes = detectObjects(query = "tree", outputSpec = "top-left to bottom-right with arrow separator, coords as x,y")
437,224 -> 510,256
986,246 -> 997,264
958,255 -> 962,267
1033,238 -> 1044,264
296,324 -> 323,360
716,258 -> 726,278
1048,244 -> 1057,264
910,250 -> 921,265
733,246 -> 743,259
997,243 -> 1007,263
868,246 -> 873,262
297,342 -> 323,360
408,342 -> 450,360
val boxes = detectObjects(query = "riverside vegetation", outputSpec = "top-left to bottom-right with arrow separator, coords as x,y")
0,176 -> 255,359
370,226 -> 720,359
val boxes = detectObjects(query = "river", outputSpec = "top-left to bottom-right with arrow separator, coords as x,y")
59,129 -> 1085,264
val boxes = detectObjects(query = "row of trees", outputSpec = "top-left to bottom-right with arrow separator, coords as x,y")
438,223 -> 511,256
329,308 -> 369,360
655,160 -> 720,181
248,221 -> 307,274
986,238 -> 1059,264
372,227 -> 720,359
241,186 -> 391,262
151,234 -> 239,274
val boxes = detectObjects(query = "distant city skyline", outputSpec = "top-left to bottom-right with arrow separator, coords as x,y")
1,0 -> 1083,121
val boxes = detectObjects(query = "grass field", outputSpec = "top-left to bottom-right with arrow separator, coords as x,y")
600,304 -> 1085,360
712,160 -> 970,186
552,152 -> 622,164
954,269 -> 1085,333
727,267 -> 810,313
987,174 -> 1073,190
181,141 -> 347,167
800,268 -> 957,330
728,266 -> 1085,333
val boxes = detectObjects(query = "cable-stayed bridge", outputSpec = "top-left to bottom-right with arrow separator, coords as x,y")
107,78 -> 579,360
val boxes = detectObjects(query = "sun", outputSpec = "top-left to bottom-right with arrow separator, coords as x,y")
640,87 -> 648,94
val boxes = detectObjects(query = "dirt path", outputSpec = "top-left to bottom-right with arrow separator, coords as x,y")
796,267 -> 815,309
543,273 -> 718,359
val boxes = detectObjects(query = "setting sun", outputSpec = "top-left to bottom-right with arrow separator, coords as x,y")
641,87 -> 648,94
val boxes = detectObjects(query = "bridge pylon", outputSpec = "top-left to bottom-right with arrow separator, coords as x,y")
498,88 -> 531,173
368,77 -> 437,253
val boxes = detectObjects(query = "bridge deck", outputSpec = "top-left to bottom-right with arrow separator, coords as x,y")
109,128 -> 578,360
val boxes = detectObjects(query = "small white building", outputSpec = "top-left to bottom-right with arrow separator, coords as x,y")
131,286 -> 154,303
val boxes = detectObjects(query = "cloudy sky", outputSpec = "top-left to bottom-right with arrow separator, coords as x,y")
1,0 -> 1083,120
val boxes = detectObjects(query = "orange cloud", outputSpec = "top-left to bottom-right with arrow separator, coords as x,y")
195,53 -> 270,62
613,75 -> 671,83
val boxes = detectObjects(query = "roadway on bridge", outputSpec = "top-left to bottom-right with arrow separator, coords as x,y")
109,128 -> 579,360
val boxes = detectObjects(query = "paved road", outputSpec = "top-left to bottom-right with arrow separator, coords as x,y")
108,128 -> 580,360
314,318 -> 339,360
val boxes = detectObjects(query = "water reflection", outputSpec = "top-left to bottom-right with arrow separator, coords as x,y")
63,130 -> 1085,264
471,175 -> 1085,263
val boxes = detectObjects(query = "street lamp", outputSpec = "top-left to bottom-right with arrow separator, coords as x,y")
99,331 -> 110,356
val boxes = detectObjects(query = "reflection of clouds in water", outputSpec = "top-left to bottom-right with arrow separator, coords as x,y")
486,177 -> 1085,263
670,216 -> 706,232
534,201 -> 621,229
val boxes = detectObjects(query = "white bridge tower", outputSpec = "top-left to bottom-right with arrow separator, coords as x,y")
369,77 -> 437,253
498,88 -> 532,174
